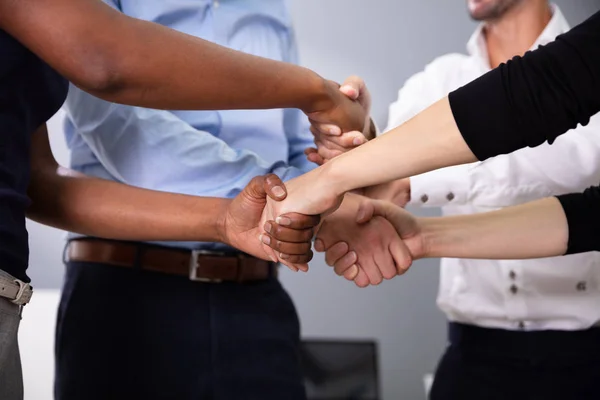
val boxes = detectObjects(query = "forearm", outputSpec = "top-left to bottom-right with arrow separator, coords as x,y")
419,197 -> 568,260
326,98 -> 476,194
1,0 -> 331,113
27,166 -> 228,243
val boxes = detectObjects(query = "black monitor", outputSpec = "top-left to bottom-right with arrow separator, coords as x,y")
300,339 -> 380,400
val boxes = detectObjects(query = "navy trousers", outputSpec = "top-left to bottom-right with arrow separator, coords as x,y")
430,322 -> 600,400
54,260 -> 306,400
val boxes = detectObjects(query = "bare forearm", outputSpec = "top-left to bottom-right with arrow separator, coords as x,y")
326,98 -> 476,194
27,167 -> 228,243
420,197 -> 569,259
1,0 -> 331,113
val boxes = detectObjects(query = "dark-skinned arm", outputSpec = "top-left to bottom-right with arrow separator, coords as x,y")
26,125 -> 319,264
0,0 -> 363,131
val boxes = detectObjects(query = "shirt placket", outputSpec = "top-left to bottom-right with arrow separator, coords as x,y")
502,261 -> 528,330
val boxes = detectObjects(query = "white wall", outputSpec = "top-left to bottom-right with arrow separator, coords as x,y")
24,1 -> 600,399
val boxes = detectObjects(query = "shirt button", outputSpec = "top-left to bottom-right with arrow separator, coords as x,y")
510,284 -> 518,294
576,281 -> 587,291
420,194 -> 429,203
213,0 -> 220,8
446,192 -> 455,201
509,270 -> 516,280
518,321 -> 525,329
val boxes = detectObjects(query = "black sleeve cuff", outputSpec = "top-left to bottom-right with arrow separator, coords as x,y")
448,68 -> 525,161
557,188 -> 600,255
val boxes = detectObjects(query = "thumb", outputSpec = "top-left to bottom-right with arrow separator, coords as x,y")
339,75 -> 364,100
263,174 -> 287,201
356,199 -> 376,224
356,199 -> 397,224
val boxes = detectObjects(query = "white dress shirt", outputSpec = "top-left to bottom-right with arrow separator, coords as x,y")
386,5 -> 600,331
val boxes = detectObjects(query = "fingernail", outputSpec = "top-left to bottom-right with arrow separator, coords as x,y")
279,253 -> 289,260
353,137 -> 365,146
259,234 -> 271,245
329,127 -> 341,136
264,223 -> 272,233
272,186 -> 285,198
276,216 -> 291,226
357,209 -> 366,222
270,255 -> 278,262
349,251 -> 357,262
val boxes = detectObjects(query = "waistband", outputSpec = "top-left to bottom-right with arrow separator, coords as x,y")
449,322 -> 600,361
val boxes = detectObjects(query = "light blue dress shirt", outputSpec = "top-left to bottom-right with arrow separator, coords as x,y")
63,0 -> 315,251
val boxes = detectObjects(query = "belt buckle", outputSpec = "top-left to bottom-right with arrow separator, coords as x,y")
189,250 -> 222,283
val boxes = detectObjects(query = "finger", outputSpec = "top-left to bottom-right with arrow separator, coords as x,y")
357,199 -> 396,224
374,245 -> 397,281
324,242 -> 350,266
333,251 -> 358,276
314,238 -> 325,252
322,131 -> 367,148
259,235 -> 312,255
264,222 -> 314,243
362,258 -> 384,286
313,127 -> 366,149
356,200 -> 376,224
279,251 -> 314,266
339,75 -> 365,100
263,173 -> 287,200
275,213 -> 321,230
310,123 -> 342,136
317,144 -> 343,161
305,147 -> 326,166
389,239 -> 413,275
353,266 -> 371,288
343,265 -> 359,280
260,242 -> 298,272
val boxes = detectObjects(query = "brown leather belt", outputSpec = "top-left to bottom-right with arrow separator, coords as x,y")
65,238 -> 276,283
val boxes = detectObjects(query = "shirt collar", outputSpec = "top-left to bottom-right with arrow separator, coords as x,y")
466,4 -> 570,64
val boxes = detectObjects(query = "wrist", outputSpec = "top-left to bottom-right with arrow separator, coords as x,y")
301,76 -> 338,114
418,217 -> 451,259
319,158 -> 352,198
214,199 -> 233,245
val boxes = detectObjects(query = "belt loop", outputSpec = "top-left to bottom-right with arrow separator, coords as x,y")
235,254 -> 245,283
62,240 -> 71,265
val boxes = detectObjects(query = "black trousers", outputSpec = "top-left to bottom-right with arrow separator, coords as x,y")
54,260 -> 306,400
430,322 -> 600,400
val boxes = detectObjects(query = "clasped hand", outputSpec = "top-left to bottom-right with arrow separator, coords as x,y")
255,76 -> 422,286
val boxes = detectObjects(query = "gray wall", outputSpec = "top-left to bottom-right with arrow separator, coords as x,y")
31,1 -> 600,399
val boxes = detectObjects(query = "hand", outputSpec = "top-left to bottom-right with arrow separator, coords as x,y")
312,194 -> 413,288
362,178 -> 411,207
220,174 -> 319,269
306,76 -> 373,165
357,199 -> 425,260
315,198 -> 424,287
304,79 -> 367,141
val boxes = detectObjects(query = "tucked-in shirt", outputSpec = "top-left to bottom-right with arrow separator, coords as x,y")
0,31 -> 68,282
387,6 -> 600,331
63,0 -> 315,252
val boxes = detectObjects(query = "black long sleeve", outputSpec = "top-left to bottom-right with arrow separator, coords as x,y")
449,10 -> 600,160
447,11 -> 600,255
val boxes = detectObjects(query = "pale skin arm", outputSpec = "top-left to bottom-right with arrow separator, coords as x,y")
259,97 -> 474,224
0,0 -> 364,132
27,125 -> 319,265
356,197 -> 569,261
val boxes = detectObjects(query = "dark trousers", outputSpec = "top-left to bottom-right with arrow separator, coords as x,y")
430,322 -> 600,400
54,260 -> 306,400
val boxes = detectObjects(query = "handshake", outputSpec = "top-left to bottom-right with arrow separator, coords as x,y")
221,76 -> 424,288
